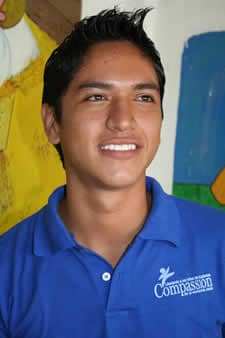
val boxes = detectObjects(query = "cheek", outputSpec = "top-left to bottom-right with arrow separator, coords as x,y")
62,117 -> 103,147
142,118 -> 162,144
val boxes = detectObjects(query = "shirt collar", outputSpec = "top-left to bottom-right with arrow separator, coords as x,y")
33,186 -> 76,256
138,177 -> 181,246
33,177 -> 182,256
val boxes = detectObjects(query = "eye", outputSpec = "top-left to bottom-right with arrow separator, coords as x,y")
136,95 -> 153,102
87,94 -> 105,101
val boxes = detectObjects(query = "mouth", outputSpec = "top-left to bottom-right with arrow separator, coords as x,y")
99,141 -> 141,159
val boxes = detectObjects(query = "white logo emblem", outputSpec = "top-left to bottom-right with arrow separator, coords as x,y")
158,266 -> 175,287
154,267 -> 214,299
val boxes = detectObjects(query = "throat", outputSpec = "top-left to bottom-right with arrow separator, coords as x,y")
77,235 -> 134,268
58,191 -> 151,267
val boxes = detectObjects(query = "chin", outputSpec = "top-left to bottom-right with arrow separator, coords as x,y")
99,171 -> 144,191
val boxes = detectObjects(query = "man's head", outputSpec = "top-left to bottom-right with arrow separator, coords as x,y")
42,8 -> 165,167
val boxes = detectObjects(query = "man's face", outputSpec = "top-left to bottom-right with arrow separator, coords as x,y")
47,41 -> 162,190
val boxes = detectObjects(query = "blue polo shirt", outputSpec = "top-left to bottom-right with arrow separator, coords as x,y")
0,177 -> 225,338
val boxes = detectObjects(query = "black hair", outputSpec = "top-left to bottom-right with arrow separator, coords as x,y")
42,8 -> 166,165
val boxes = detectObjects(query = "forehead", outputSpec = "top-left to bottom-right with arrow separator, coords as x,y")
72,41 -> 159,85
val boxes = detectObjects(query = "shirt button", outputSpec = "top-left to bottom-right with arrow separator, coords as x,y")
102,272 -> 111,281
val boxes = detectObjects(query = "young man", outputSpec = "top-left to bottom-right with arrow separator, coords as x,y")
0,8 -> 225,338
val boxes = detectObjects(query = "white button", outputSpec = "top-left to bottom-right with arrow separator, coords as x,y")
102,272 -> 111,281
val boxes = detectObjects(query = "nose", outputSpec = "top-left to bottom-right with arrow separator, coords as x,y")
106,96 -> 136,132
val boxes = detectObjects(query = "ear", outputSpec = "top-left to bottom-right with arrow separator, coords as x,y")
41,103 -> 60,144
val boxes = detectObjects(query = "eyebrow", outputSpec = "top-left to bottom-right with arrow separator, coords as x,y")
134,83 -> 160,92
78,82 -> 112,90
77,81 -> 160,92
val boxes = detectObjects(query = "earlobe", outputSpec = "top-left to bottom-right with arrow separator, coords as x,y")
41,103 -> 60,145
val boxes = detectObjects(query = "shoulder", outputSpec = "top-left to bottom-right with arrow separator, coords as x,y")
172,194 -> 225,222
0,207 -> 46,301
0,206 -> 47,326
171,194 -> 225,238
0,206 -> 46,260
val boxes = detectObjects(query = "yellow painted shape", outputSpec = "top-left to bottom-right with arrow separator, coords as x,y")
0,95 -> 14,150
211,167 -> 225,206
0,15 -> 65,234
0,152 -> 12,215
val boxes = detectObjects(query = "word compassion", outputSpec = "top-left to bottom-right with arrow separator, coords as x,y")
154,272 -> 213,299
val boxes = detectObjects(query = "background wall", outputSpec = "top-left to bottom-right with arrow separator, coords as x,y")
26,0 -> 81,43
145,0 -> 225,195
0,0 -> 72,233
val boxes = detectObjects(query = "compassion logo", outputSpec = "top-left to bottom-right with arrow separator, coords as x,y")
154,267 -> 214,299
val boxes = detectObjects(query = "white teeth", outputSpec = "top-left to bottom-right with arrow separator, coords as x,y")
101,144 -> 137,151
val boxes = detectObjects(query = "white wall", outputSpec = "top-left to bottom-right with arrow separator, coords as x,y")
82,0 -> 146,16
82,0 -> 225,192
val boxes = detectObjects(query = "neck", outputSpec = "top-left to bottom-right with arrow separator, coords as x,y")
59,176 -> 151,266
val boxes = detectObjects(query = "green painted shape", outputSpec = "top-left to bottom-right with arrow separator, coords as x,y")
173,183 -> 225,211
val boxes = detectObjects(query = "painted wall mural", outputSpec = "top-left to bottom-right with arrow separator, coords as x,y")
0,0 -> 66,234
173,31 -> 225,210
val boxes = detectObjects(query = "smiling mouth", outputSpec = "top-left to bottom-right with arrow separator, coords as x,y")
100,144 -> 137,151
